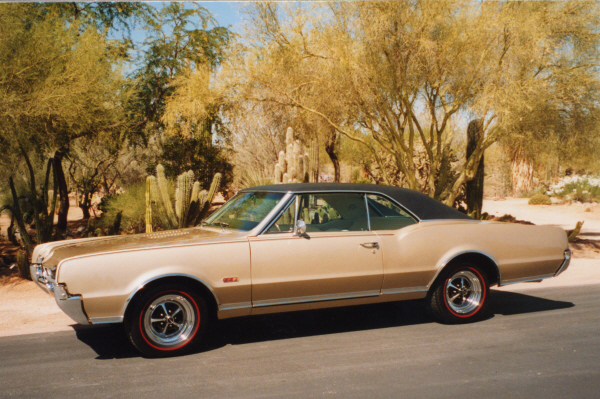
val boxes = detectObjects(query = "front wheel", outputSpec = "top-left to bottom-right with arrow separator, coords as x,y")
429,265 -> 489,324
125,285 -> 207,357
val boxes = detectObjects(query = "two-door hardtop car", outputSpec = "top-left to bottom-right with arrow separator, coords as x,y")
31,183 -> 571,357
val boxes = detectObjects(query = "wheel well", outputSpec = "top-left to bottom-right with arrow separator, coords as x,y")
431,252 -> 500,290
123,276 -> 219,323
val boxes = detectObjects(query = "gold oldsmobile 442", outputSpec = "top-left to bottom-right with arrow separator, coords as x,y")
31,183 -> 571,357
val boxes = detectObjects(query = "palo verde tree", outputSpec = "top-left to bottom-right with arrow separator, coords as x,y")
0,3 -> 133,247
226,1 -> 600,206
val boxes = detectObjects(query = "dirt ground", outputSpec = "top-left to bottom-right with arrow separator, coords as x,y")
0,197 -> 598,337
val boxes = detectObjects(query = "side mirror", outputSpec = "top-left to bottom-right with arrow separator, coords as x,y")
295,220 -> 306,236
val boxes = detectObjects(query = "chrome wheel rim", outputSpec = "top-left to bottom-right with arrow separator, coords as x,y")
143,294 -> 196,347
445,270 -> 483,315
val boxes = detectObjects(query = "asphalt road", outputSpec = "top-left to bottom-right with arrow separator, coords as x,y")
1,284 -> 599,399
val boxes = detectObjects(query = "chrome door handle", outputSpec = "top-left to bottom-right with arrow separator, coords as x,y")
360,242 -> 379,249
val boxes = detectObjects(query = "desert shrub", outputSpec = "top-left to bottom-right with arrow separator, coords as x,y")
236,169 -> 273,190
528,193 -> 552,205
521,186 -> 547,199
98,181 -> 147,234
351,168 -> 373,184
548,176 -> 600,202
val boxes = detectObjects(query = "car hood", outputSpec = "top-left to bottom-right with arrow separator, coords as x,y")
33,227 -> 247,267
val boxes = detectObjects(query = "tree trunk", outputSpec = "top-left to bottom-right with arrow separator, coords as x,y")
7,213 -> 18,247
79,191 -> 91,219
8,177 -> 34,256
54,149 -> 70,231
324,128 -> 340,183
511,147 -> 534,196
466,119 -> 484,217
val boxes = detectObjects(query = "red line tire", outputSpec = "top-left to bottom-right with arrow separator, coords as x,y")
429,264 -> 489,324
125,284 -> 207,357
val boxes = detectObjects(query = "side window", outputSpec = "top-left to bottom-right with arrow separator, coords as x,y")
266,199 -> 296,234
367,194 -> 417,230
298,193 -> 368,232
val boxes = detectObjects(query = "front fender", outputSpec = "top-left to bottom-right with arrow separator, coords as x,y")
56,241 -> 251,322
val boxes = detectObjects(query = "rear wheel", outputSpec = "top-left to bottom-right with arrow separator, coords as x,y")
125,284 -> 207,357
429,265 -> 489,324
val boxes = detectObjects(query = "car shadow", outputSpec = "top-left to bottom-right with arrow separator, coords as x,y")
74,324 -> 140,360
75,289 -> 573,360
489,289 -> 574,316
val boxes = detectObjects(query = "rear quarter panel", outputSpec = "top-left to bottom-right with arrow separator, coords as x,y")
377,220 -> 567,290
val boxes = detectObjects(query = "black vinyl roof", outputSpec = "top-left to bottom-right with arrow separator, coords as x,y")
242,183 -> 472,221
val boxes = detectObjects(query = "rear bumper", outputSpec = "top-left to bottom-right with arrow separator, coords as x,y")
554,249 -> 571,277
30,264 -> 90,325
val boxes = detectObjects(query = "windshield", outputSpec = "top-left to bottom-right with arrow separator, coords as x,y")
203,191 -> 286,231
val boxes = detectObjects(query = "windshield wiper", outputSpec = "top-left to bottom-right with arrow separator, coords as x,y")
204,221 -> 229,232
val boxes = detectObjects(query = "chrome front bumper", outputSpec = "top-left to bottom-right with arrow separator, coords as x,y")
30,264 -> 90,325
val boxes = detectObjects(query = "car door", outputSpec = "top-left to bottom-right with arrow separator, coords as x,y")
248,192 -> 384,308
365,193 -> 428,293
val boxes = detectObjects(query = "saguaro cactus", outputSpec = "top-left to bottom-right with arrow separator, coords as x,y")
192,173 -> 222,225
273,127 -> 315,184
466,119 -> 484,218
156,165 -> 177,227
145,176 -> 153,233
175,170 -> 195,228
145,165 -> 222,230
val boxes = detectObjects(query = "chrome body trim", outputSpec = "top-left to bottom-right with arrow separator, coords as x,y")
499,273 -> 555,286
257,193 -> 296,235
428,250 -> 500,288
31,263 -> 90,324
381,286 -> 429,295
250,192 -> 294,236
246,188 -> 422,223
293,194 -> 300,235
256,190 -> 423,237
120,273 -> 222,321
30,264 -> 56,294
252,290 -> 380,308
555,249 -> 571,277
295,220 -> 307,236
90,316 -> 124,324
218,301 -> 252,311
364,193 -> 371,231
54,289 -> 90,325
360,242 -> 379,249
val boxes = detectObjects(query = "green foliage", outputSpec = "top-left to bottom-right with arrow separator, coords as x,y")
99,181 -> 147,234
129,3 -> 231,129
235,1 -> 600,206
37,2 -> 150,37
0,4 -> 132,154
528,194 -> 552,205
551,179 -> 600,203
149,133 -> 233,191
351,168 -> 373,185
